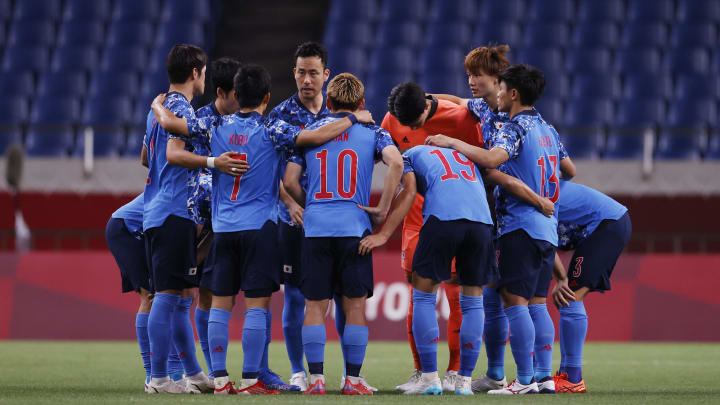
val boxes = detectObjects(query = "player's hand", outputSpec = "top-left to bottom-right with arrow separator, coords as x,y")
358,233 -> 389,255
425,134 -> 454,148
152,93 -> 166,108
215,151 -> 249,177
552,277 -> 576,308
538,197 -> 555,217
353,110 -> 375,125
289,202 -> 304,227
357,204 -> 387,227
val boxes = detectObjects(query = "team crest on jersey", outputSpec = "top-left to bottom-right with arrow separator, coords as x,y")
494,122 -> 504,130
188,267 -> 197,276
283,265 -> 293,274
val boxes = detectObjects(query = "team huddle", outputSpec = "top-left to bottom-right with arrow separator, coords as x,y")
105,41 -> 632,396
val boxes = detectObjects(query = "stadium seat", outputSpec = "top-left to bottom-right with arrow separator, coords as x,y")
576,0 -> 625,23
479,0 -> 524,22
30,97 -> 80,126
429,0 -> 477,23
418,47 -> 465,76
571,74 -> 621,100
375,22 -> 424,48
677,0 -> 720,23
26,97 -> 80,156
63,0 -> 112,21
655,132 -> 703,160
418,73 -> 468,97
675,75 -> 717,100
380,0 -> 427,23
564,99 -> 614,128
627,0 -> 674,22
57,22 -> 106,46
8,21 -> 55,46
572,22 -> 619,48
542,72 -> 570,99
50,45 -> 100,73
664,48 -> 710,75
527,0 -> 574,22
523,23 -> 570,48
425,23 -> 472,50
667,99 -> 717,130
368,47 -> 416,75
0,21 -> 4,44
78,97 -> 133,157
13,0 -> 61,21
558,132 -> 602,159
622,74 -> 673,100
0,98 -> 29,126
88,71 -> 140,98
714,51 -> 720,73
515,48 -> 564,75
614,49 -> 662,74
132,95 -> 155,127
100,45 -> 148,73
0,0 -> 10,20
615,99 -> 666,127
107,21 -> 155,47
161,0 -> 210,22
565,48 -> 612,74
365,72 -> 415,119
72,126 -> 127,157
0,129 -> 22,155
155,21 -> 206,50
620,22 -> 668,47
0,71 -> 35,98
472,23 -> 522,48
124,129 -> 145,157
328,0 -> 378,23
670,23 -> 718,48
603,132 -> 645,159
534,98 -> 564,125
705,135 -> 720,159
1,46 -> 50,72
324,22 -> 373,49
36,71 -> 88,97
326,47 -> 368,80
112,0 -> 161,21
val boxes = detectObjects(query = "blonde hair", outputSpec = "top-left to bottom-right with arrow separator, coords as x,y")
327,73 -> 364,111
464,44 -> 511,77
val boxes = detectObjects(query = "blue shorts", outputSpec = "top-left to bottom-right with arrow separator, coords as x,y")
210,220 -> 280,298
278,221 -> 303,287
106,217 -> 151,293
496,229 -> 556,300
144,215 -> 199,292
412,216 -> 498,286
568,213 -> 632,292
301,231 -> 373,301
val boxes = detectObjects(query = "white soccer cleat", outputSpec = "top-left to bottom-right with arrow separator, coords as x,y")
403,374 -> 443,395
144,377 -> 150,393
537,376 -> 556,394
185,371 -> 215,393
396,370 -> 421,392
471,374 -> 507,392
340,374 -> 378,392
289,371 -> 308,392
442,370 -> 459,392
454,375 -> 473,395
213,376 -> 239,395
487,379 -> 538,395
147,377 -> 189,394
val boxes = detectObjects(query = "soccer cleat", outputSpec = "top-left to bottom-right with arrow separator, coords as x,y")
537,376 -> 556,394
454,375 -> 473,395
289,371 -> 308,392
396,370 -> 421,392
147,377 -> 189,394
442,370 -> 459,392
236,379 -> 280,395
259,369 -> 298,391
213,377 -> 238,395
303,374 -> 326,395
340,375 -> 378,392
144,376 -> 151,393
185,371 -> 214,394
342,377 -> 374,395
487,379 -> 539,395
471,374 -> 507,392
553,372 -> 587,393
403,376 -> 443,395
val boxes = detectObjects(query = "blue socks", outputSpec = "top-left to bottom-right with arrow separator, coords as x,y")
208,308 -> 231,377
559,301 -> 587,383
259,310 -> 271,373
529,304 -> 554,381
148,293 -> 179,378
282,284 -> 305,374
334,293 -> 347,373
412,289 -> 439,373
459,294 -> 484,377
302,324 -> 326,375
168,345 -> 184,381
172,296 -> 202,376
135,313 -> 151,378
483,286 -> 508,381
343,324 -> 368,377
242,307 -> 267,379
194,308 -> 213,377
505,305 -> 535,385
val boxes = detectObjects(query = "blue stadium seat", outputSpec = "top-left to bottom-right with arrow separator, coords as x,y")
30,97 -> 80,126
418,47 -> 465,76
50,45 -> 99,73
26,97 -> 80,156
13,0 -> 61,20
57,22 -> 105,46
132,95 -> 155,126
572,22 -> 619,48
623,74 -> 673,100
0,71 -> 35,97
615,99 -> 666,127
667,99 -> 717,129
527,0 -> 574,22
365,72 -> 415,119
380,0 -> 427,23
603,132 -> 645,159
655,132 -> 703,160
565,48 -> 612,74
324,22 -> 373,48
112,0 -> 161,21
558,132 -> 602,159
515,48 -> 564,75
36,71 -> 88,97
1,46 -> 50,72
425,23 -> 472,49
664,48 -> 710,75
714,51 -> 720,73
326,47 -> 368,80
0,22 -> 5,44
472,23 -> 522,47
675,75 -> 718,100
124,129 -> 145,157
155,21 -> 206,50
161,0 -> 210,22
78,97 -> 133,157
677,0 -> 720,23
479,0 -> 525,22
88,71 -> 140,98
534,98 -> 564,125
8,21 -> 55,46
429,0 -> 477,22
63,0 -> 112,21
542,72 -> 570,99
0,98 -> 29,126
376,22 -> 424,48
523,23 -> 570,48
571,74 -> 621,100
107,21 -> 155,47
0,129 -> 22,155
706,135 -> 720,159
620,22 -> 668,47
100,45 -> 148,73
564,99 -> 614,128
614,49 -> 662,74
368,47 -> 416,75
328,0 -> 378,23
0,0 -> 11,20
577,0 -> 625,22
670,23 -> 718,48
72,126 -> 127,157
627,0 -> 674,22
418,74 -> 468,97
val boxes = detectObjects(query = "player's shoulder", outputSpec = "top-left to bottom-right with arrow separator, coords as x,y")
165,92 -> 193,114
195,102 -> 217,119
270,95 -> 297,117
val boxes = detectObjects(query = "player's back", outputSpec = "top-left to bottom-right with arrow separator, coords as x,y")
404,145 -> 493,225
558,181 -> 628,233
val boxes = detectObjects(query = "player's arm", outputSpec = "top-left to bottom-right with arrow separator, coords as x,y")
426,135 -> 509,168
560,156 -> 576,180
196,228 -> 213,266
283,161 -> 306,206
150,94 -> 216,138
141,145 -> 148,168
358,145 -> 404,226
358,171 -> 417,255
431,93 -> 469,108
551,253 -> 576,308
279,181 -> 304,226
483,168 -> 554,217
166,138 -> 248,176
294,110 -> 375,146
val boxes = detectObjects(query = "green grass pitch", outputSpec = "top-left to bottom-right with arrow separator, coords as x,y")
1,341 -> 718,404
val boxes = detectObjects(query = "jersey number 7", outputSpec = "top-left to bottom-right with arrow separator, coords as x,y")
537,155 -> 559,203
230,153 -> 248,201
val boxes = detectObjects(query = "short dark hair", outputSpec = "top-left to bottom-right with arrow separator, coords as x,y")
166,44 -> 207,84
209,57 -> 242,94
387,82 -> 426,126
233,64 -> 271,109
498,64 -> 546,106
294,41 -> 328,68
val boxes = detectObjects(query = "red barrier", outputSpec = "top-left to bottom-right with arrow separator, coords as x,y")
0,251 -> 718,341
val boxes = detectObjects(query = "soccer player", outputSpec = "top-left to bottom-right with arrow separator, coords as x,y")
551,180 -> 631,393
283,73 -> 403,396
427,64 -> 571,395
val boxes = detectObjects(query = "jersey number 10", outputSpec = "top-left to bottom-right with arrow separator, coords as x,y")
537,155 -> 559,203
314,149 -> 358,200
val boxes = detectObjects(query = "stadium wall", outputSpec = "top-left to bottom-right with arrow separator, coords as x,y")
0,251 -> 718,342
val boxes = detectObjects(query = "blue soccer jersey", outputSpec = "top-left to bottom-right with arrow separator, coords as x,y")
402,145 -> 493,225
300,112 -> 395,238
557,181 -> 628,250
111,192 -> 144,237
491,109 -> 564,245
190,102 -> 222,226
467,97 -> 509,146
269,93 -> 330,226
210,111 -> 300,232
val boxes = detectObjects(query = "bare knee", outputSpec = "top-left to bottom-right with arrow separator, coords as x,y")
304,299 -> 329,326
198,287 -> 213,311
342,296 -> 367,326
